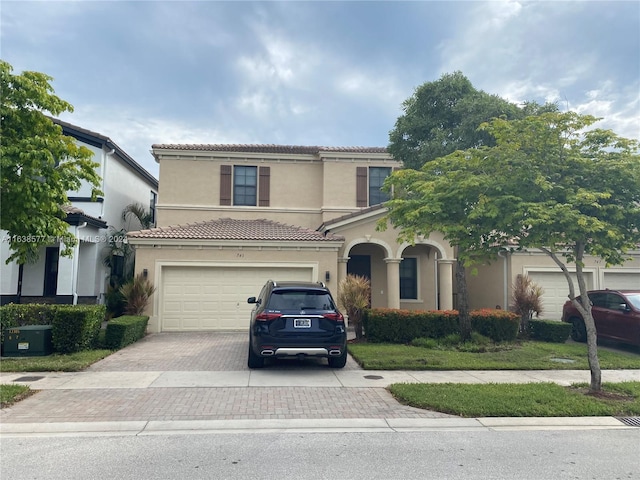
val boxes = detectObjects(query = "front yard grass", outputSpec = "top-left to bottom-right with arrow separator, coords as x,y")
389,381 -> 640,417
0,349 -> 113,373
0,383 -> 32,408
348,341 -> 640,370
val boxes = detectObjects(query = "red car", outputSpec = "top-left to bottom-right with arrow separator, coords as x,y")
562,290 -> 640,347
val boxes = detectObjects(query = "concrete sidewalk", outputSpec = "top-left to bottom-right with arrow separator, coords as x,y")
2,367 -> 640,390
1,332 -> 639,436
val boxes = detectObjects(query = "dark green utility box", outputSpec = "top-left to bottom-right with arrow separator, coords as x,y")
2,325 -> 53,357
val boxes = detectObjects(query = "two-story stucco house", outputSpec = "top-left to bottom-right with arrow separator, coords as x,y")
129,145 -> 457,333
129,143 -> 639,333
0,119 -> 159,306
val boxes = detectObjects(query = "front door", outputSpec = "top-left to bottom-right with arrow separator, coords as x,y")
347,255 -> 371,280
44,247 -> 59,296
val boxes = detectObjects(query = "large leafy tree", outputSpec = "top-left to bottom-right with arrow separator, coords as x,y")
388,71 -> 526,171
0,60 -> 101,264
383,111 -> 640,392
387,71 -> 533,338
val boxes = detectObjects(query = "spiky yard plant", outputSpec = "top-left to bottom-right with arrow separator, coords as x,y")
337,274 -> 371,340
511,274 -> 544,337
119,273 -> 156,316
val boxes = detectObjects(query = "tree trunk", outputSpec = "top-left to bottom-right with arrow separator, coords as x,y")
583,308 -> 602,392
455,260 -> 471,341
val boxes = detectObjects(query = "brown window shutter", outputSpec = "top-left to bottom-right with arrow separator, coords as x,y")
220,165 -> 232,205
259,166 -> 270,207
356,167 -> 368,207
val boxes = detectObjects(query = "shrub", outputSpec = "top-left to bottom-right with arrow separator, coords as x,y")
51,305 -> 105,353
410,337 -> 439,349
528,319 -> 571,343
120,273 -> 156,315
104,315 -> 149,350
1,304 -> 59,344
337,274 -> 371,340
470,309 -> 519,342
363,308 -> 459,343
511,274 -> 544,337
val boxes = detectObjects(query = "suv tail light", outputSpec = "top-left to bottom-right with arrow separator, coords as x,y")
255,312 -> 283,322
323,312 -> 344,322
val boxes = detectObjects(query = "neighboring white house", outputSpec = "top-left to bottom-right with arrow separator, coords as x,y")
0,119 -> 158,305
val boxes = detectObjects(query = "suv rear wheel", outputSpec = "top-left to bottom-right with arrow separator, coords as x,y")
247,343 -> 264,368
327,350 -> 347,368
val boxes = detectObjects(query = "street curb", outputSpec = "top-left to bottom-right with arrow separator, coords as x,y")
0,416 -> 632,438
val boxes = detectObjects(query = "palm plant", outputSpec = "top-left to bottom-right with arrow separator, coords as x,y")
510,274 -> 544,337
337,274 -> 371,340
119,273 -> 156,315
121,202 -> 154,230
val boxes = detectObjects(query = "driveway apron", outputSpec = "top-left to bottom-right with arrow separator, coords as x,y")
1,332 -> 451,423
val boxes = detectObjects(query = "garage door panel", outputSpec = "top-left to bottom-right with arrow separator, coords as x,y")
160,266 -> 313,331
603,273 -> 640,290
527,271 -> 594,320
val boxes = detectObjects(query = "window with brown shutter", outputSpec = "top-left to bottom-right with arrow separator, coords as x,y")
259,166 -> 270,207
356,167 -> 367,207
220,165 -> 232,205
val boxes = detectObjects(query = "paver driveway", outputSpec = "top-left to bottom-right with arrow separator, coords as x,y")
1,332 -> 451,423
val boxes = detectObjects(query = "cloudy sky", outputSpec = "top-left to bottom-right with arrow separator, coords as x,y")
2,1 -> 638,178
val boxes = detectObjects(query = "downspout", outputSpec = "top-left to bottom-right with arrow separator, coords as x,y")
72,222 -> 88,305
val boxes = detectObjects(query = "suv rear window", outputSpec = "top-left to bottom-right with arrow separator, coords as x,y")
267,290 -> 335,311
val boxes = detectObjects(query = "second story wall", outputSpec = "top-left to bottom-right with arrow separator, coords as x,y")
154,145 -> 398,228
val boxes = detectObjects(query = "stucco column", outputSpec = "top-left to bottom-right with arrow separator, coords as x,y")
337,257 -> 349,286
437,259 -> 455,310
385,258 -> 401,309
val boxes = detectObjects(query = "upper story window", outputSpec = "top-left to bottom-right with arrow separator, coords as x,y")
234,166 -> 257,206
357,166 -> 392,207
220,165 -> 270,207
149,191 -> 157,226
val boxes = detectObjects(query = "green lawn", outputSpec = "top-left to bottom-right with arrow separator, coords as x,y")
389,381 -> 640,417
0,349 -> 113,373
0,383 -> 32,408
348,341 -> 640,370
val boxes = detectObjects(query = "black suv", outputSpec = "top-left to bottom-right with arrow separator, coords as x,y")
247,280 -> 348,368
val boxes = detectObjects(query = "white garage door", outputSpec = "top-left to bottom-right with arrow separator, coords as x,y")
527,271 -> 594,320
161,266 -> 313,331
603,272 -> 640,290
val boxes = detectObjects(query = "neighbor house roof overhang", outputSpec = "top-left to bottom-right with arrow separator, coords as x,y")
52,118 -> 158,188
62,205 -> 108,229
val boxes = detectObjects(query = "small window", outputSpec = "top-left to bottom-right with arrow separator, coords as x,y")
400,257 -> 418,300
149,191 -> 157,226
369,167 -> 391,206
234,166 -> 257,206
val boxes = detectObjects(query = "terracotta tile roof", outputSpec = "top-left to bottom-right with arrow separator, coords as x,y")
128,218 -> 344,242
151,144 -> 388,155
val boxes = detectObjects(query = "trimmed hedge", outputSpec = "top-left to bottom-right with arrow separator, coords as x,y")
104,315 -> 149,350
0,303 -> 59,332
52,305 -> 105,353
363,308 -> 459,343
528,319 -> 571,343
470,309 -> 519,342
363,307 -> 520,343
0,304 -> 105,353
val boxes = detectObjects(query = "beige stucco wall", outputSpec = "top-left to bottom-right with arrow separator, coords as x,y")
155,150 -> 401,230
133,242 -> 341,332
468,250 -> 640,311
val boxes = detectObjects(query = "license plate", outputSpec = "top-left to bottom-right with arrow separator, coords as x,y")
294,318 -> 311,328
